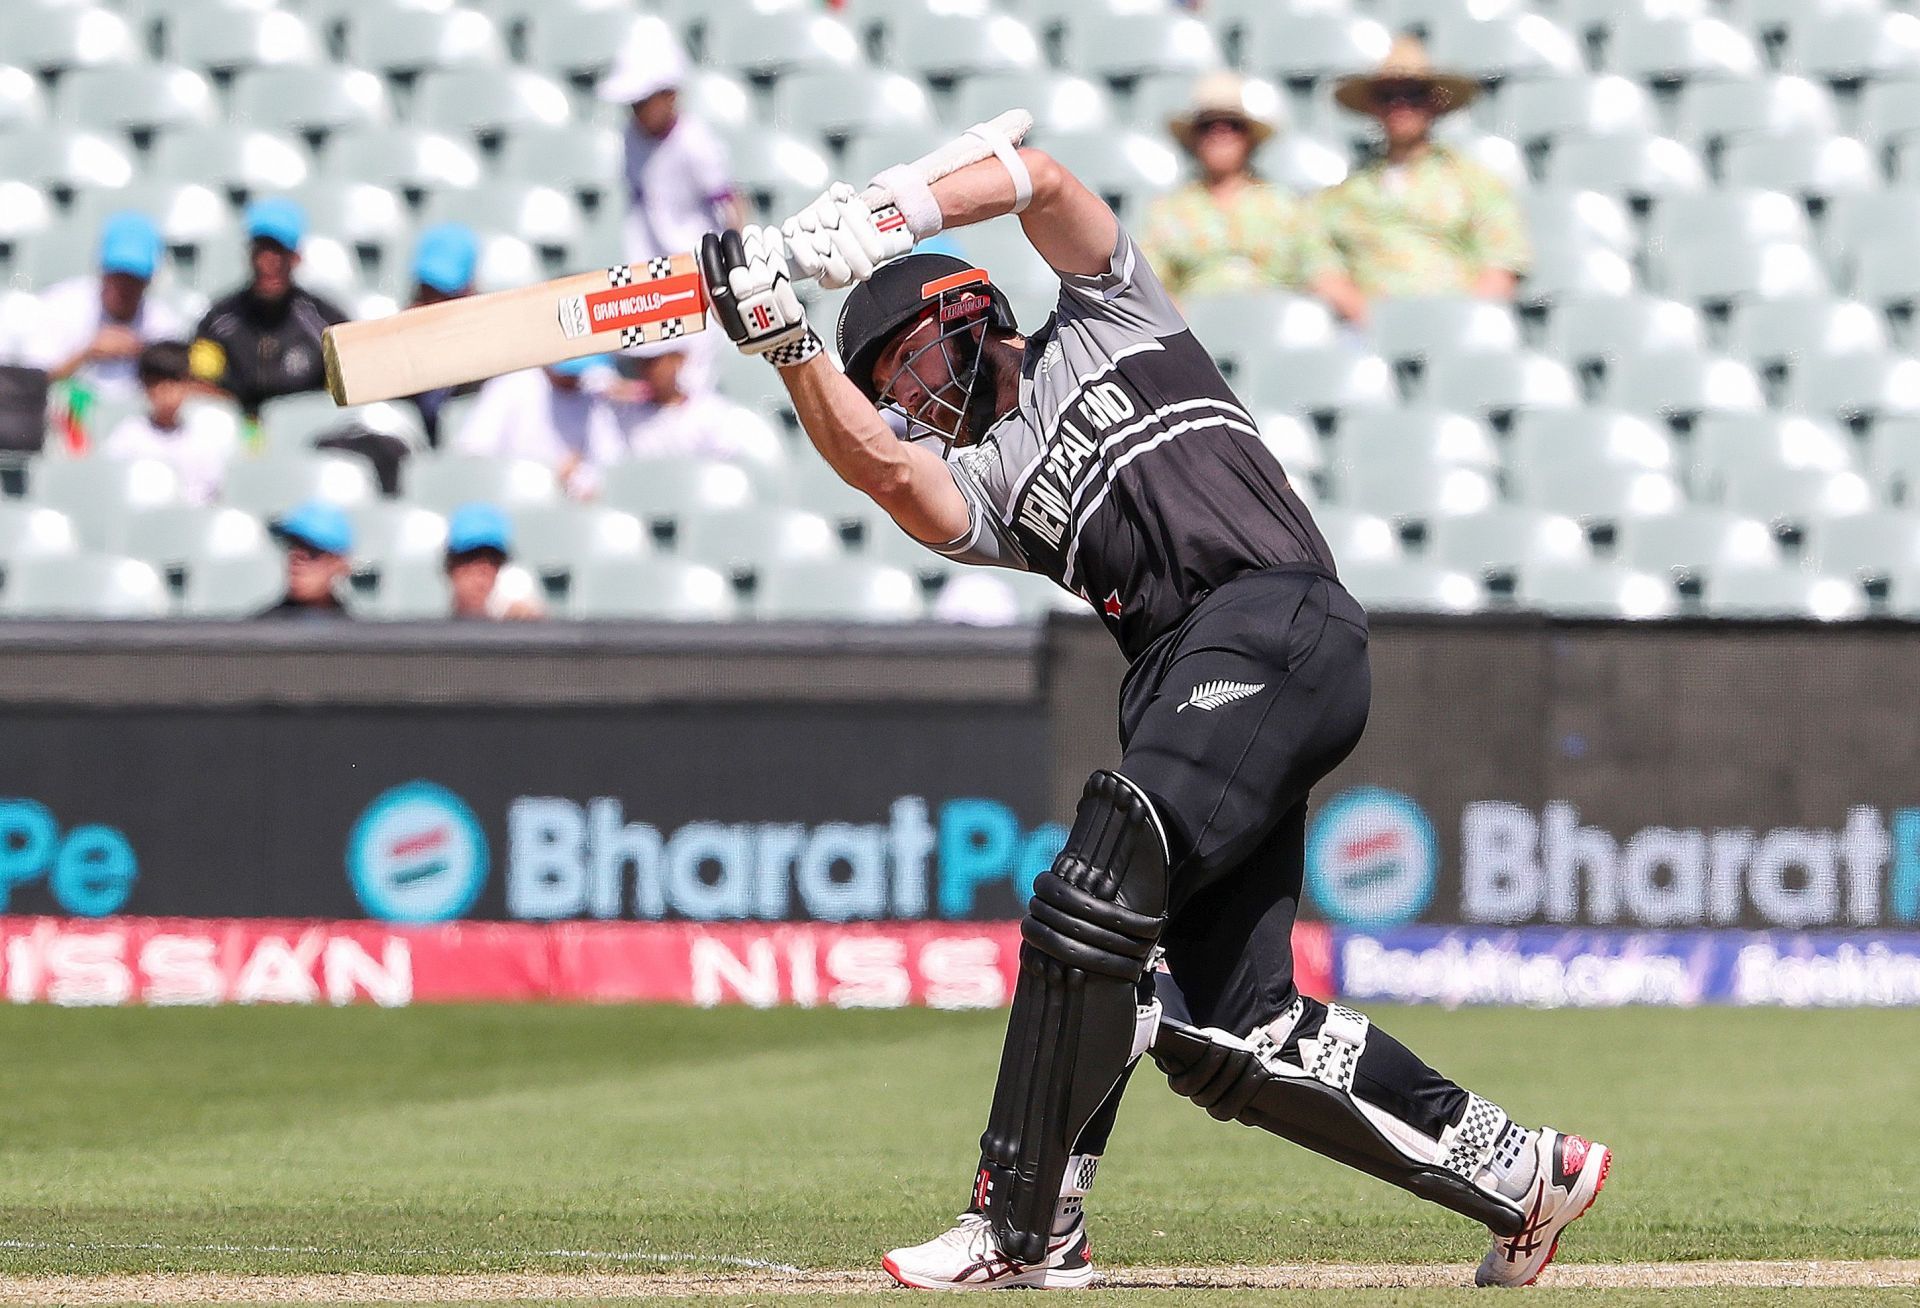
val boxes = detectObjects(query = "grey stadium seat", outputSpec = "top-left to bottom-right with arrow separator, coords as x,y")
1788,11 -> 1920,84
1720,134 -> 1876,201
1181,294 -> 1337,379
1371,299 -> 1520,366
0,504 -> 79,563
284,178 -> 410,254
259,393 -> 420,453
1606,351 -> 1764,419
1040,131 -> 1181,218
1705,570 -> 1867,621
1605,15 -> 1762,83
1719,465 -> 1875,525
840,127 -> 951,202
1062,10 -> 1220,80
1130,71 -> 1281,137
1426,506 -> 1592,579
1245,13 -> 1392,85
355,557 -> 452,620
1691,413 -> 1856,501
508,504 -> 648,577
1859,78 -> 1920,153
496,125 -> 622,200
705,6 -> 860,77
949,71 -> 1113,135
523,8 -> 658,85
0,65 -> 47,133
1337,409 -> 1501,475
600,457 -> 757,528
56,64 -> 218,136
229,65 -> 391,139
1427,13 -> 1583,81
677,506 -> 841,578
1311,507 -> 1402,567
224,452 -> 379,517
569,554 -> 738,619
29,458 -> 182,549
1336,559 -> 1482,614
413,68 -> 571,138
1789,354 -> 1920,425
1241,347 -> 1397,418
1491,76 -> 1655,148
420,183 -> 583,258
403,455 -> 559,514
1614,508 -> 1783,577
1523,464 -> 1683,523
1424,351 -> 1580,419
771,69 -> 932,140
71,183 -> 235,260
1516,563 -> 1680,619
348,503 -> 448,565
754,559 -> 924,622
165,8 -> 321,74
1546,295 -> 1704,373
179,548 -> 284,618
1339,463 -> 1497,522
1251,411 -> 1324,481
1656,239 -> 1829,308
726,130 -> 833,221
1509,409 -> 1677,485
1675,76 -> 1838,147
1807,510 -> 1920,578
149,128 -> 311,199
886,9 -> 1040,80
343,7 -> 506,77
121,505 -> 270,568
1543,134 -> 1706,199
1849,236 -> 1920,313
323,128 -> 484,196
1727,299 -> 1887,376
1520,245 -> 1636,305
0,553 -> 169,619
1868,415 -> 1920,503
1645,190 -> 1812,266
3,7 -> 140,76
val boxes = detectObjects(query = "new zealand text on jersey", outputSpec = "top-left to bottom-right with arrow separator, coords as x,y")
1015,379 -> 1138,551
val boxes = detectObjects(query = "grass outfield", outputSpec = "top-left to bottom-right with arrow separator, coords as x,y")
1,1003 -> 1916,1306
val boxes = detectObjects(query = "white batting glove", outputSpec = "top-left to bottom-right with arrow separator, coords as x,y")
695,225 -> 821,369
781,182 -> 914,290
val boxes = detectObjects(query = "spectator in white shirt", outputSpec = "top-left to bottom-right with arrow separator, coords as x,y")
100,340 -> 241,505
599,20 -> 739,396
26,212 -> 185,401
452,355 -> 625,499
618,339 -> 781,462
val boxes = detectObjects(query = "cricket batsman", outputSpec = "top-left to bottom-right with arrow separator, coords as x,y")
698,118 -> 1611,1290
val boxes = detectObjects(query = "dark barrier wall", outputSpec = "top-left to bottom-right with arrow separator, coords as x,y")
4,616 -> 1920,933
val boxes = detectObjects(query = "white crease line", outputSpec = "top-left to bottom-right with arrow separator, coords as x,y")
0,1240 -> 802,1275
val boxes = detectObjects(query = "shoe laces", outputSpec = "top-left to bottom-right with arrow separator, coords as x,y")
939,1213 -> 999,1259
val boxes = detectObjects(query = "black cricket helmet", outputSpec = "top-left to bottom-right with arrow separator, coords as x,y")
836,253 -> 1018,444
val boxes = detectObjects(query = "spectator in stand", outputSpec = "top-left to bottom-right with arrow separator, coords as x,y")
443,503 -> 545,621
598,20 -> 740,395
25,212 -> 185,402
190,198 -> 349,419
1315,36 -> 1529,325
453,355 -> 625,499
617,339 -> 780,461
99,341 -> 241,505
1141,73 -> 1343,303
401,223 -> 481,447
257,499 -> 354,620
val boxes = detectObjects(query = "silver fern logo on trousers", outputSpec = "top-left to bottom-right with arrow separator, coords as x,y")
1177,680 -> 1266,712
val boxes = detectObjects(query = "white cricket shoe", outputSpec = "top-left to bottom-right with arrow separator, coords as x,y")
883,1213 -> 1095,1290
1475,1128 -> 1612,1287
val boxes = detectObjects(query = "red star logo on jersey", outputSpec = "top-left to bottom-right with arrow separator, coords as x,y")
1102,590 -> 1124,619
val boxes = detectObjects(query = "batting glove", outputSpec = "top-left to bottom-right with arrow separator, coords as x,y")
698,226 -> 822,368
781,182 -> 914,290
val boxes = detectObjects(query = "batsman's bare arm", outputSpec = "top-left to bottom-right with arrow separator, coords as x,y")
779,149 -> 1116,546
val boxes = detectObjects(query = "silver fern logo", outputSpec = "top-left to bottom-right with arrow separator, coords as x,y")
1177,680 -> 1266,712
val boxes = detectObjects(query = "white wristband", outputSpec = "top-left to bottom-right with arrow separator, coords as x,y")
966,120 -> 1033,214
870,165 -> 943,240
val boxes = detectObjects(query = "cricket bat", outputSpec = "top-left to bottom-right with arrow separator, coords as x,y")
323,109 -> 1035,406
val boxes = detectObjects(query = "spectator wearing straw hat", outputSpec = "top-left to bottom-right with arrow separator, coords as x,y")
1141,72 -> 1343,303
1314,35 -> 1529,325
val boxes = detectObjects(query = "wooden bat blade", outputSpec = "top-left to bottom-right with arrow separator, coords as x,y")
322,254 -> 708,405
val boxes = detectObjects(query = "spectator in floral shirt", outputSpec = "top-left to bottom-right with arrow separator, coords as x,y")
1316,36 -> 1530,326
1141,73 -> 1343,302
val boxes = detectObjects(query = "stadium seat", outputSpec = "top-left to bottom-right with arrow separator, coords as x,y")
344,7 -> 506,77
1543,134 -> 1707,199
849,519 -> 962,583
678,505 -> 841,578
56,64 -> 218,135
1705,569 -> 1867,620
1251,411 -> 1324,480
1727,298 -> 1887,377
1605,15 -> 1762,83
1720,134 -> 1876,201
20,225 -> 105,290
347,502 -> 448,564
29,457 -> 181,548
840,126 -> 952,200
178,547 -> 284,617
703,4 -> 860,76
1546,294 -> 1705,373
1244,13 -> 1392,86
412,68 -> 571,138
681,68 -> 754,132
496,125 -> 621,201
1515,562 -> 1680,618
1339,462 -> 1497,522
508,504 -> 648,579
165,8 -> 320,73
284,177 -> 409,253
0,65 -> 47,133
1039,131 -> 1181,218
1490,75 -> 1656,148
949,71 -> 1113,134
1789,353 -> 1920,425
1063,11 -> 1220,80
3,7 -> 141,75
1858,77 -> 1920,155
1427,506 -> 1592,580
1607,351 -> 1765,419
724,131 -> 833,222
420,183 -> 582,258
1336,559 -> 1482,613
0,504 -> 79,564
1738,0 -> 1880,43
1657,240 -> 1829,308
1261,134 -> 1354,193
1241,347 -> 1397,418
522,8 -> 661,85
567,556 -> 740,620
600,457 -> 757,529
1614,507 -> 1783,578
1524,462 -> 1683,522
1182,294 -> 1338,378
1674,76 -> 1838,147
149,128 -> 311,200
1130,71 -> 1281,138
323,128 -> 484,198
771,69 -> 932,140
1427,13 -> 1583,81
1849,235 -> 1920,315
1787,11 -> 1920,84
754,559 -> 924,622
348,555 -> 456,619
0,180 -> 54,251
224,452 -> 379,517
1719,464 -> 1874,524
1520,244 -> 1636,304
1424,351 -> 1581,420
1337,409 -> 1501,475
1867,415 -> 1920,503
1646,190 -> 1812,268
0,553 -> 170,619
1806,509 -> 1920,577
1371,299 -> 1520,366
1312,507 -> 1401,567
229,65 -> 391,139
119,504 -> 269,569
259,393 -> 419,452
69,183 -> 234,263
403,455 -> 558,514
1510,409 -> 1678,486
886,9 -> 1040,80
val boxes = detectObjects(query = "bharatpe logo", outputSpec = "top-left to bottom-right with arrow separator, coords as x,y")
348,781 -> 488,923
1305,787 -> 1438,927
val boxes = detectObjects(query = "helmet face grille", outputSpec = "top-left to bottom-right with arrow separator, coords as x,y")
873,291 -> 994,449
836,253 -> 1015,403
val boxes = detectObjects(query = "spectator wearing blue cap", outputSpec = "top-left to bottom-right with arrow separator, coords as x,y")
24,212 -> 186,400
453,354 -> 626,499
257,499 -> 355,620
444,503 -> 545,621
191,197 -> 349,418
403,223 -> 481,447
